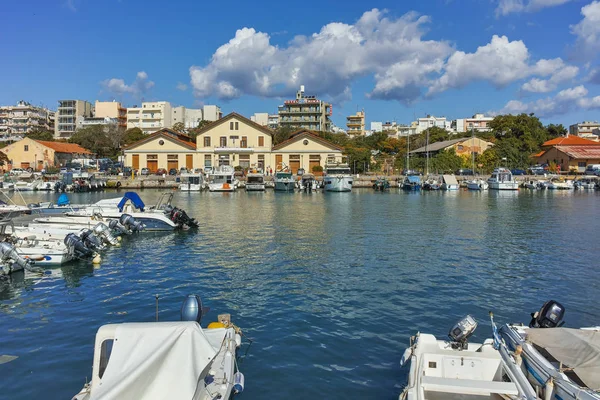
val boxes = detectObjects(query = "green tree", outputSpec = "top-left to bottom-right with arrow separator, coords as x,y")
69,125 -> 112,157
273,126 -> 295,145
123,127 -> 145,146
187,120 -> 213,138
26,128 -> 54,141
172,122 -> 186,133
546,123 -> 567,138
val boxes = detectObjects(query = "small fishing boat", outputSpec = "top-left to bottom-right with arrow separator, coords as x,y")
323,164 -> 353,192
467,179 -> 489,191
441,175 -> 459,190
179,173 -> 206,191
208,165 -> 236,192
14,179 -> 41,191
245,172 -> 266,192
400,314 -> 537,400
402,175 -> 421,191
73,294 -> 245,400
274,170 -> 295,192
373,177 -> 391,191
28,193 -> 81,215
487,168 -> 519,190
422,177 -> 441,191
547,177 -> 574,190
298,173 -> 319,192
574,177 -> 597,190
500,301 -> 600,400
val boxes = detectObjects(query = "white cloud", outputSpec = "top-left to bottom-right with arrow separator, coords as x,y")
176,82 -> 188,91
521,60 -> 579,92
570,1 -> 600,59
102,71 -> 155,98
495,0 -> 570,17
189,9 -> 452,104
495,85 -> 600,117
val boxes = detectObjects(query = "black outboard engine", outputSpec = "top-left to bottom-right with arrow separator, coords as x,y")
0,242 -> 38,274
167,206 -> 198,228
64,233 -> 94,258
448,315 -> 478,349
529,300 -> 565,328
108,219 -> 131,235
119,214 -> 144,232
181,294 -> 209,323
78,229 -> 104,251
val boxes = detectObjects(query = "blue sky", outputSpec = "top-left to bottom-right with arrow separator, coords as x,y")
3,0 -> 600,129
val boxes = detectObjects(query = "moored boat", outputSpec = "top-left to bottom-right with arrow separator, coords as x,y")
274,170 -> 295,192
467,179 -> 489,191
373,177 -> 391,191
208,165 -> 236,192
547,177 -> 574,190
179,173 -> 206,191
323,164 -> 353,192
298,173 -> 319,192
487,168 -> 519,190
245,172 -> 266,192
402,175 -> 421,191
441,174 -> 459,190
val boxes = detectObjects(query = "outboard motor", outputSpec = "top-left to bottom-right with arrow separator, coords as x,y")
167,206 -> 198,228
448,315 -> 478,349
64,233 -> 94,258
92,222 -> 118,246
108,219 -> 131,235
78,229 -> 104,251
119,214 -> 144,232
181,294 -> 209,323
0,242 -> 36,274
529,300 -> 565,328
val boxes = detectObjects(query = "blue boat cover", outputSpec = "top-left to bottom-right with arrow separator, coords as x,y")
57,193 -> 70,206
407,175 -> 421,183
117,192 -> 145,212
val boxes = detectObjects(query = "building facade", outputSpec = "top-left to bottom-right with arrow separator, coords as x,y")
202,105 -> 222,122
267,114 -> 279,130
77,117 -> 120,130
94,101 -> 127,129
250,113 -> 269,126
416,115 -> 450,134
0,101 -> 54,137
2,137 -> 92,170
278,86 -> 332,132
537,136 -> 600,172
55,100 -> 93,138
454,113 -> 493,133
569,121 -> 600,139
370,122 -> 383,133
346,110 -> 365,135
172,106 -> 204,129
127,101 -> 173,134
410,137 -> 494,158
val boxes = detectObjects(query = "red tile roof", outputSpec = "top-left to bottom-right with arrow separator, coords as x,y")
35,140 -> 92,154
555,145 -> 600,159
532,150 -> 545,158
542,136 -> 600,147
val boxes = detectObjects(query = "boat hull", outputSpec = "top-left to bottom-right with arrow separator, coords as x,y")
179,184 -> 204,192
245,183 -> 265,191
488,182 -> 519,190
274,181 -> 295,192
324,176 -> 352,192
208,184 -> 235,192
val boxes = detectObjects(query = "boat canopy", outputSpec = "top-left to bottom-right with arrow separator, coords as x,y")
89,322 -> 220,400
57,193 -> 70,206
442,175 -> 458,185
117,192 -> 145,212
406,175 -> 421,183
528,328 -> 600,389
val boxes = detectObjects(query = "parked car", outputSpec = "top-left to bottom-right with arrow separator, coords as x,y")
510,168 -> 526,175
59,168 -> 68,174
9,168 -> 25,175
402,169 -> 420,176
528,166 -> 545,175
169,168 -> 178,176
156,168 -> 167,175
179,167 -> 189,174
584,164 -> 600,175
193,168 -> 203,174
455,169 -> 474,176
140,168 -> 150,176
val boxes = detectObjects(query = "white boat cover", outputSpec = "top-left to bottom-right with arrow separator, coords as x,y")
90,321 -> 221,400
442,175 -> 458,185
528,328 -> 600,390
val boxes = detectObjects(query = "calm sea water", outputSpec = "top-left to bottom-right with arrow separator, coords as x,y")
0,189 -> 599,399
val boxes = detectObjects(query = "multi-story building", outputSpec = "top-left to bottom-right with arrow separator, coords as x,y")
55,100 -> 93,139
172,106 -> 204,129
127,101 -> 173,134
94,100 -> 127,129
77,116 -> 120,130
370,122 -> 383,133
346,110 -> 365,135
250,113 -> 269,126
267,114 -> 279,130
202,105 -> 222,122
278,85 -> 332,132
397,122 -> 419,137
0,101 -> 54,137
569,121 -> 600,139
454,113 -> 493,133
382,121 -> 398,133
416,115 -> 450,134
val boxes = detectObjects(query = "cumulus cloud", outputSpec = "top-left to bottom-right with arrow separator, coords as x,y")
102,71 -> 155,98
495,0 -> 571,17
521,59 -> 579,93
176,82 -> 188,91
495,85 -> 600,117
189,9 -> 452,104
570,1 -> 600,59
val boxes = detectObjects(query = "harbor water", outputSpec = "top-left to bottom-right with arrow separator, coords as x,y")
1,189 -> 599,399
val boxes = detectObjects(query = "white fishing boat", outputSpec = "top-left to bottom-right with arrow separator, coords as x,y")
14,179 -> 41,191
487,168 -> 519,190
441,175 -> 459,190
324,164 -> 352,192
500,301 -> 600,400
12,237 -> 74,265
208,165 -> 236,192
179,173 -> 205,191
467,179 -> 489,191
547,177 -> 574,190
274,170 -> 295,192
245,172 -> 265,191
400,314 -> 537,400
73,295 -> 245,400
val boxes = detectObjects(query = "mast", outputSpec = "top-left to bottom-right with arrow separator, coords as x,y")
426,129 -> 429,176
471,127 -> 475,174
406,132 -> 410,172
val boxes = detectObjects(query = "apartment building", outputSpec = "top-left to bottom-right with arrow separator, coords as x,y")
371,122 -> 383,133
397,122 -> 419,137
95,100 -> 127,129
346,110 -> 365,135
127,101 -> 173,134
77,117 -> 120,130
416,115 -> 450,134
278,85 -> 332,132
569,121 -> 600,139
0,101 -> 54,137
250,113 -> 269,126
172,106 -> 204,129
55,100 -> 93,139
454,113 -> 493,133
267,114 -> 279,130
202,105 -> 222,122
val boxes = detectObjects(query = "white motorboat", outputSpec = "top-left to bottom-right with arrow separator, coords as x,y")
12,237 -> 74,265
0,201 -> 30,221
73,295 -> 245,400
245,173 -> 265,191
179,173 -> 206,191
574,177 -> 597,190
208,165 -> 236,192
37,181 -> 54,191
14,179 -> 41,191
324,164 -> 352,192
274,170 -> 295,192
500,301 -> 600,400
441,175 -> 459,190
400,314 -> 537,400
467,179 -> 489,191
298,173 -> 319,192
487,168 -> 519,190
547,177 -> 574,190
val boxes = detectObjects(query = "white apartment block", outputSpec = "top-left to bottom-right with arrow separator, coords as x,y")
398,122 -> 419,137
55,99 -> 93,139
454,113 -> 493,133
267,114 -> 279,130
202,105 -> 222,122
416,115 -> 450,134
250,112 -> 269,126
172,106 -> 204,129
370,122 -> 383,132
0,101 -> 54,138
569,121 -> 600,138
77,116 -> 120,129
127,101 -> 173,134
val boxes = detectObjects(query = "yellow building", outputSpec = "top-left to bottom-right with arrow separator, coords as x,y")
346,110 -> 365,135
1,137 -> 92,170
123,112 -> 344,174
95,100 -> 127,129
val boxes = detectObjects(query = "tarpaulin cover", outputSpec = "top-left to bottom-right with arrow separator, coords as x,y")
90,321 -> 220,400
116,192 -> 145,212
57,193 -> 70,206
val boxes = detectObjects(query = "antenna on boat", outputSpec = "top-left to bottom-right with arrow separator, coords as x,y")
155,294 -> 159,322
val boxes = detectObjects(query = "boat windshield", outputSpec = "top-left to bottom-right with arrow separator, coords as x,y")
326,168 -> 351,175
247,176 -> 263,183
211,174 -> 232,184
182,176 -> 201,184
